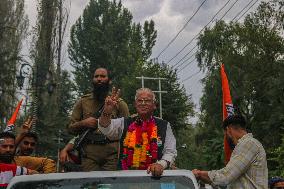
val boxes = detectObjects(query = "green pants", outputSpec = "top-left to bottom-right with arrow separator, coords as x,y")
82,142 -> 119,171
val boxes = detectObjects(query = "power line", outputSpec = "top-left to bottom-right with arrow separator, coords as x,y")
173,0 -> 241,68
176,52 -> 196,70
182,70 -> 201,82
177,58 -> 196,74
166,0 -> 233,65
179,0 -> 260,81
232,0 -> 255,21
219,0 -> 241,20
236,0 -> 259,22
156,0 -> 208,59
172,44 -> 198,68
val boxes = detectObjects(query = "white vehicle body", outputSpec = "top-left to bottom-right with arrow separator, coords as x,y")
7,170 -> 200,189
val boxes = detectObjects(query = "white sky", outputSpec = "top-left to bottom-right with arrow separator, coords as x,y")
24,0 -> 263,120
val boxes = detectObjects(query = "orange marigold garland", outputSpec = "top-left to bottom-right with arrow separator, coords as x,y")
121,117 -> 158,170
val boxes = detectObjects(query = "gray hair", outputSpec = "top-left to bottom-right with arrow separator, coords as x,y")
135,88 -> 156,102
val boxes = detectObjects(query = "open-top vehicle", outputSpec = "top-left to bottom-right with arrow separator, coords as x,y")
7,170 -> 200,189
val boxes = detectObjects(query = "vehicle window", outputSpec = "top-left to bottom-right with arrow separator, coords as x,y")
9,176 -> 196,189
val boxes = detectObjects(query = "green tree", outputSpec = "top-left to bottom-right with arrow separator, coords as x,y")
68,0 -> 196,169
121,61 -> 194,130
195,0 -> 284,172
0,0 -> 28,126
68,0 -> 156,95
269,135 -> 284,177
30,0 -> 71,157
175,126 -> 204,170
36,71 -> 75,156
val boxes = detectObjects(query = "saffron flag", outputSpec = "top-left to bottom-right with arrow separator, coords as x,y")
4,98 -> 24,132
220,64 -> 234,164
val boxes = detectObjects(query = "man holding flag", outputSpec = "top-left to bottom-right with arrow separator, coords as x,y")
2,98 -> 56,174
192,64 -> 268,189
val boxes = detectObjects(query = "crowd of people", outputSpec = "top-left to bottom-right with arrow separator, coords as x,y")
0,67 -> 281,188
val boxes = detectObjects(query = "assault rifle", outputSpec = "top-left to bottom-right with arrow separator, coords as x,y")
73,104 -> 105,158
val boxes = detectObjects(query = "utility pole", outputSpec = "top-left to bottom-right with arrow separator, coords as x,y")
136,76 -> 167,118
56,129 -> 63,172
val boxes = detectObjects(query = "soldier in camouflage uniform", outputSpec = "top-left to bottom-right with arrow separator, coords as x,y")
67,68 -> 129,171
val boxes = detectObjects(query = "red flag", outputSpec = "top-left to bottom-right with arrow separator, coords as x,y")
220,64 -> 234,164
4,98 -> 24,132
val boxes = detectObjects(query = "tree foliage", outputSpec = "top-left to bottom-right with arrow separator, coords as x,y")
195,0 -> 284,174
0,0 -> 28,126
30,0 -> 72,157
69,1 -> 196,168
68,0 -> 157,94
122,61 -> 194,130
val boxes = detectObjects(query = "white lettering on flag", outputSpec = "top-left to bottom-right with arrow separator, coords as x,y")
225,103 -> 234,116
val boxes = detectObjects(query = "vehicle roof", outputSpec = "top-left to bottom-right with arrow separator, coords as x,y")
7,170 -> 199,189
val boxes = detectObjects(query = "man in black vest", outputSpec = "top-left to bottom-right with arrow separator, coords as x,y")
98,87 -> 177,177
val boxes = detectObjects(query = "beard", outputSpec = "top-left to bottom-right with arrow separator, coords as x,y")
93,82 -> 110,102
0,153 -> 14,163
22,148 -> 34,156
227,136 -> 235,150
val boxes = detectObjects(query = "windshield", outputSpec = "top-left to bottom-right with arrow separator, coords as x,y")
10,176 -> 196,189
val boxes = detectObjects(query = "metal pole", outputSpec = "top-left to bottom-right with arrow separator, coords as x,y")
136,76 -> 167,119
56,129 -> 62,172
158,79 -> 162,118
141,76 -> 144,88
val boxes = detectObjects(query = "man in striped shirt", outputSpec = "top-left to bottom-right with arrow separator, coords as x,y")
193,115 -> 268,189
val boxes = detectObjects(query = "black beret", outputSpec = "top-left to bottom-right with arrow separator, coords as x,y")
223,114 -> 246,129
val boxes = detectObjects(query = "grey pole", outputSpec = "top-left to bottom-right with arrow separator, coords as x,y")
136,76 -> 167,118
141,76 -> 144,88
158,79 -> 163,119
56,129 -> 62,172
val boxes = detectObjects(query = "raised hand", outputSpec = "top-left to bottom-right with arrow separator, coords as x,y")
104,87 -> 120,113
99,87 -> 120,127
21,116 -> 35,133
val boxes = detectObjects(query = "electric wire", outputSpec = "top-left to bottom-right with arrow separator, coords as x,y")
156,0 -> 208,58
166,0 -> 233,65
236,0 -> 259,22
182,70 -> 202,82
176,0 -> 242,73
172,45 -> 197,68
174,0 -> 241,69
176,52 -> 196,70
177,58 -> 196,74
231,0 -> 255,21
219,0 -> 241,20
179,0 -> 260,81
